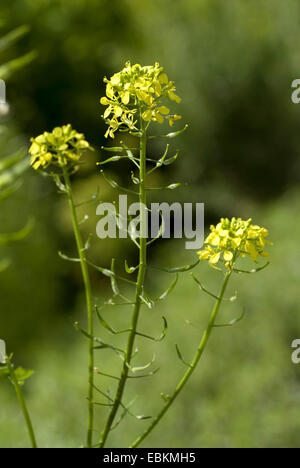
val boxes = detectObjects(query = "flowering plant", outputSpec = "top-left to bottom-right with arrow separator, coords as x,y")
1,61 -> 272,449
100,61 -> 182,138
29,124 -> 92,171
198,217 -> 270,268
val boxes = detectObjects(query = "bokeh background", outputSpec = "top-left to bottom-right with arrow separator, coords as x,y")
1,0 -> 300,448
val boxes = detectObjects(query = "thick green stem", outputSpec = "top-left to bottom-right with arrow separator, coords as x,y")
7,358 -> 37,448
130,270 -> 232,448
98,120 -> 147,448
63,168 -> 94,448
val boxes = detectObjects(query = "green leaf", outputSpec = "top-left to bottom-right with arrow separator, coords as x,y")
151,258 -> 200,273
139,291 -> 155,309
0,25 -> 30,53
129,355 -> 156,373
233,262 -> 270,274
131,171 -> 140,185
0,258 -> 11,273
100,170 -> 138,196
149,124 -> 189,139
14,367 -> 34,383
158,317 -> 168,341
0,157 -> 29,192
147,144 -> 170,174
163,152 -> 179,166
191,273 -> 220,300
128,368 -> 160,379
175,344 -> 192,368
167,183 -> 184,190
0,181 -> 22,203
110,259 -> 120,296
0,218 -> 34,245
87,261 -> 115,278
95,307 -> 117,334
94,341 -> 125,357
58,251 -> 80,262
0,148 -> 26,173
97,156 -> 122,165
87,260 -> 136,285
101,146 -> 125,152
0,51 -> 37,80
136,415 -> 152,420
146,182 -> 186,191
147,145 -> 179,174
124,260 -> 138,274
157,274 -> 179,301
214,309 -> 246,328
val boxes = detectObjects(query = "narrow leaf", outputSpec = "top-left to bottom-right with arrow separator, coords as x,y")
149,124 -> 188,139
128,355 -> 156,373
95,306 -> 117,334
125,260 -> 138,274
175,344 -> 192,368
0,51 -> 37,80
157,274 -> 179,301
14,367 -> 34,383
58,251 -> 80,263
0,25 -> 30,52
151,258 -> 200,273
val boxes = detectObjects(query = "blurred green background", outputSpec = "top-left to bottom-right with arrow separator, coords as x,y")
1,0 -> 300,448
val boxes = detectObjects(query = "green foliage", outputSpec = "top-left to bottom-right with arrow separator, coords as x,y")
0,22 -> 35,218
1,191 -> 300,448
0,24 -> 35,80
0,364 -> 34,384
13,367 -> 34,385
0,24 -> 36,284
0,150 -> 28,201
0,365 -> 9,378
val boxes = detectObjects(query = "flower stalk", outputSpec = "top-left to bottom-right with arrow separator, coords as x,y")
130,269 -> 232,448
62,167 -> 95,448
99,116 -> 148,448
6,357 -> 37,448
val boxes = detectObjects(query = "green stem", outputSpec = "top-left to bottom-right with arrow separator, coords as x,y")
63,168 -> 94,448
7,358 -> 37,448
98,119 -> 148,448
130,270 -> 232,448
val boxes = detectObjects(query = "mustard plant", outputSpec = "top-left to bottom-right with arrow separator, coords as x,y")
29,124 -> 95,447
8,61 -> 272,449
93,63 -> 271,448
96,61 -> 188,447
131,217 -> 271,447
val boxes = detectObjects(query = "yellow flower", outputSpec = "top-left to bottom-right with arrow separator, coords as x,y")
197,217 -> 271,269
29,124 -> 93,171
100,61 -> 182,138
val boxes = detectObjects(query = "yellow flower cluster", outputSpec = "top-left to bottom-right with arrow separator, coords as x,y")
100,61 -> 182,138
29,124 -> 92,171
198,217 -> 270,269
